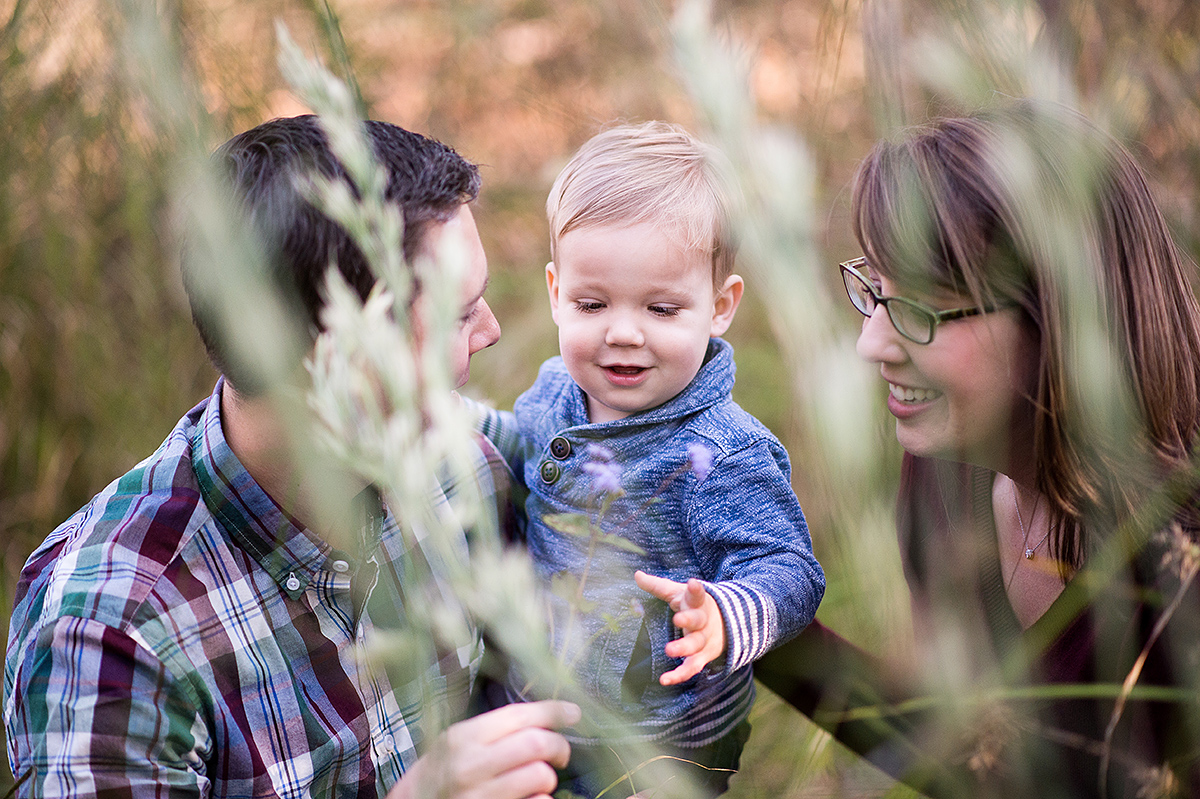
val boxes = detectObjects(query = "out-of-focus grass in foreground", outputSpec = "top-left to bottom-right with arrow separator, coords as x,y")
6,0 -> 1200,796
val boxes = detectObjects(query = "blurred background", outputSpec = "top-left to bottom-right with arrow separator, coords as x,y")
4,0 -> 1200,795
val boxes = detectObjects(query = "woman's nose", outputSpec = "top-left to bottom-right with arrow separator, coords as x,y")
855,305 -> 907,364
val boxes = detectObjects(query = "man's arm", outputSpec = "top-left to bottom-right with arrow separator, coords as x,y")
7,616 -> 208,798
460,397 -> 526,478
9,614 -> 581,799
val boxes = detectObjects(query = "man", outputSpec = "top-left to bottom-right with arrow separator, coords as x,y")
5,116 -> 577,799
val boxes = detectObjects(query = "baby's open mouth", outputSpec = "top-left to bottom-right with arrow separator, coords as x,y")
607,365 -> 647,375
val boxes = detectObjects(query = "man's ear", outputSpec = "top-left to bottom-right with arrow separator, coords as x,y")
710,274 -> 744,336
546,262 -> 560,324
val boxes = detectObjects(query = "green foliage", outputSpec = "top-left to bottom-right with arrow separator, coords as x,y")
7,0 -> 1200,795
544,511 -> 596,538
544,513 -> 649,555
551,572 -> 598,614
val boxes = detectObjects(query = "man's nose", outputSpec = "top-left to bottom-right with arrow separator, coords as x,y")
470,300 -> 501,355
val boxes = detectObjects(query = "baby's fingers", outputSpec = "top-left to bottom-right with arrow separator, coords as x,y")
664,630 -> 707,659
682,579 -> 708,610
672,608 -> 708,634
634,570 -> 684,605
658,654 -> 708,686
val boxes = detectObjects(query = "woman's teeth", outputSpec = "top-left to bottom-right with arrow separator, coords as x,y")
889,383 -> 939,403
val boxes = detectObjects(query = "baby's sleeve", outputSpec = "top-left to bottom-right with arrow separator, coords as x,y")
461,397 -> 527,486
686,438 -> 825,673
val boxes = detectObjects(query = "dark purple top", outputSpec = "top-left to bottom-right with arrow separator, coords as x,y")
757,453 -> 1200,798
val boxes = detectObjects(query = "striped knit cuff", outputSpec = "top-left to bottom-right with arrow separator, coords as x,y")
701,580 -> 779,673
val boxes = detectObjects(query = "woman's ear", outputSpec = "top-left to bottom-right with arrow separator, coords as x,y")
710,274 -> 744,336
545,262 -> 560,324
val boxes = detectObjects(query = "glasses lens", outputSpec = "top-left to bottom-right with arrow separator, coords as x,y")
887,299 -> 935,344
842,267 -> 876,317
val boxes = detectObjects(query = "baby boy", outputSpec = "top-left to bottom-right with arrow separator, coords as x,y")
477,121 -> 824,798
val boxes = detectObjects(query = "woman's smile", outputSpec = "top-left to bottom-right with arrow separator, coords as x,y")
887,382 -> 941,404
885,381 -> 942,420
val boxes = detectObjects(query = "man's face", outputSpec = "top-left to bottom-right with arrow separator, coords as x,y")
414,204 -> 500,388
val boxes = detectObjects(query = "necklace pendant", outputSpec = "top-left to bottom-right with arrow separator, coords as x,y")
1024,548 -> 1035,559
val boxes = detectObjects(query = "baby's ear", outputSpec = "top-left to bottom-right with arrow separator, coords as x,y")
710,274 -> 744,336
545,262 -> 561,323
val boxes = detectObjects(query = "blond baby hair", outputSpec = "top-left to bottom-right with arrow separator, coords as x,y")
546,121 -> 737,284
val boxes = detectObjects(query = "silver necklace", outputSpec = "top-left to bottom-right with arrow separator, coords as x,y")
1011,483 -> 1050,559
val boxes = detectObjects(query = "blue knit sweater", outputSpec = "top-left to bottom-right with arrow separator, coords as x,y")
480,337 -> 824,746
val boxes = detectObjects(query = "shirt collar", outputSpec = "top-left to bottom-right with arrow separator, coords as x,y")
190,379 -> 335,599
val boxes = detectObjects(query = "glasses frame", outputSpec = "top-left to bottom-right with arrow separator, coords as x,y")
839,257 -> 1009,345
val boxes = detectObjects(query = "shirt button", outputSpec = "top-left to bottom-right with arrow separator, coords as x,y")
331,560 -> 350,573
549,436 -> 572,459
539,460 -> 561,484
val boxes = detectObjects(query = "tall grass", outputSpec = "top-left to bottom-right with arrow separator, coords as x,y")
676,1 -> 1200,796
5,0 -> 1200,796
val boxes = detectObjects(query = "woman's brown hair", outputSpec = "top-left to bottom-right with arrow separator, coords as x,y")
851,100 -> 1200,571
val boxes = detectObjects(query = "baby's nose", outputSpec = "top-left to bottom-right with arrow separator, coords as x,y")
605,315 -> 645,347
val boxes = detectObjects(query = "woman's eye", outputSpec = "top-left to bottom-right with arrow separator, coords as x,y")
649,305 -> 680,317
575,301 -> 604,313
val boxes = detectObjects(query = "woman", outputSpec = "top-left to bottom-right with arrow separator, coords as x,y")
757,102 -> 1200,798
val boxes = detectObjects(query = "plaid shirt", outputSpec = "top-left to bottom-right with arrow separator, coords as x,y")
5,380 -> 504,798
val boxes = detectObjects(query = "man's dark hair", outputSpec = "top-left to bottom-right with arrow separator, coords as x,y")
184,114 -> 480,389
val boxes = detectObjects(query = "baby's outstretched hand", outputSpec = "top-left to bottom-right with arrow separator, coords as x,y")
633,570 -> 726,685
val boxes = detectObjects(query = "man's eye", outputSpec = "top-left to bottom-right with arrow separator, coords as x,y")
575,301 -> 604,313
649,305 -> 680,317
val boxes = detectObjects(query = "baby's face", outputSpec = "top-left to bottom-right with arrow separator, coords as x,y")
547,222 -> 742,423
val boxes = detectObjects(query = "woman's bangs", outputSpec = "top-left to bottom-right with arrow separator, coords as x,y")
853,151 -> 962,295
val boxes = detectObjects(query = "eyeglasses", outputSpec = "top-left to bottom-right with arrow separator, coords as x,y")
840,257 -> 1010,345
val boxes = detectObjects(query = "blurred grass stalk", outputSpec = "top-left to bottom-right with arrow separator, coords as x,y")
671,2 -> 916,794
672,0 -> 909,655
277,31 -> 708,795
118,1 -> 706,792
675,0 -> 1199,795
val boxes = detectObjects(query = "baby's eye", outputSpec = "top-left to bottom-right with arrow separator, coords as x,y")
648,305 -> 680,317
574,301 -> 605,313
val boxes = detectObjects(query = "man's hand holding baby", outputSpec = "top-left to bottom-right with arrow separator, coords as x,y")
633,570 -> 726,685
